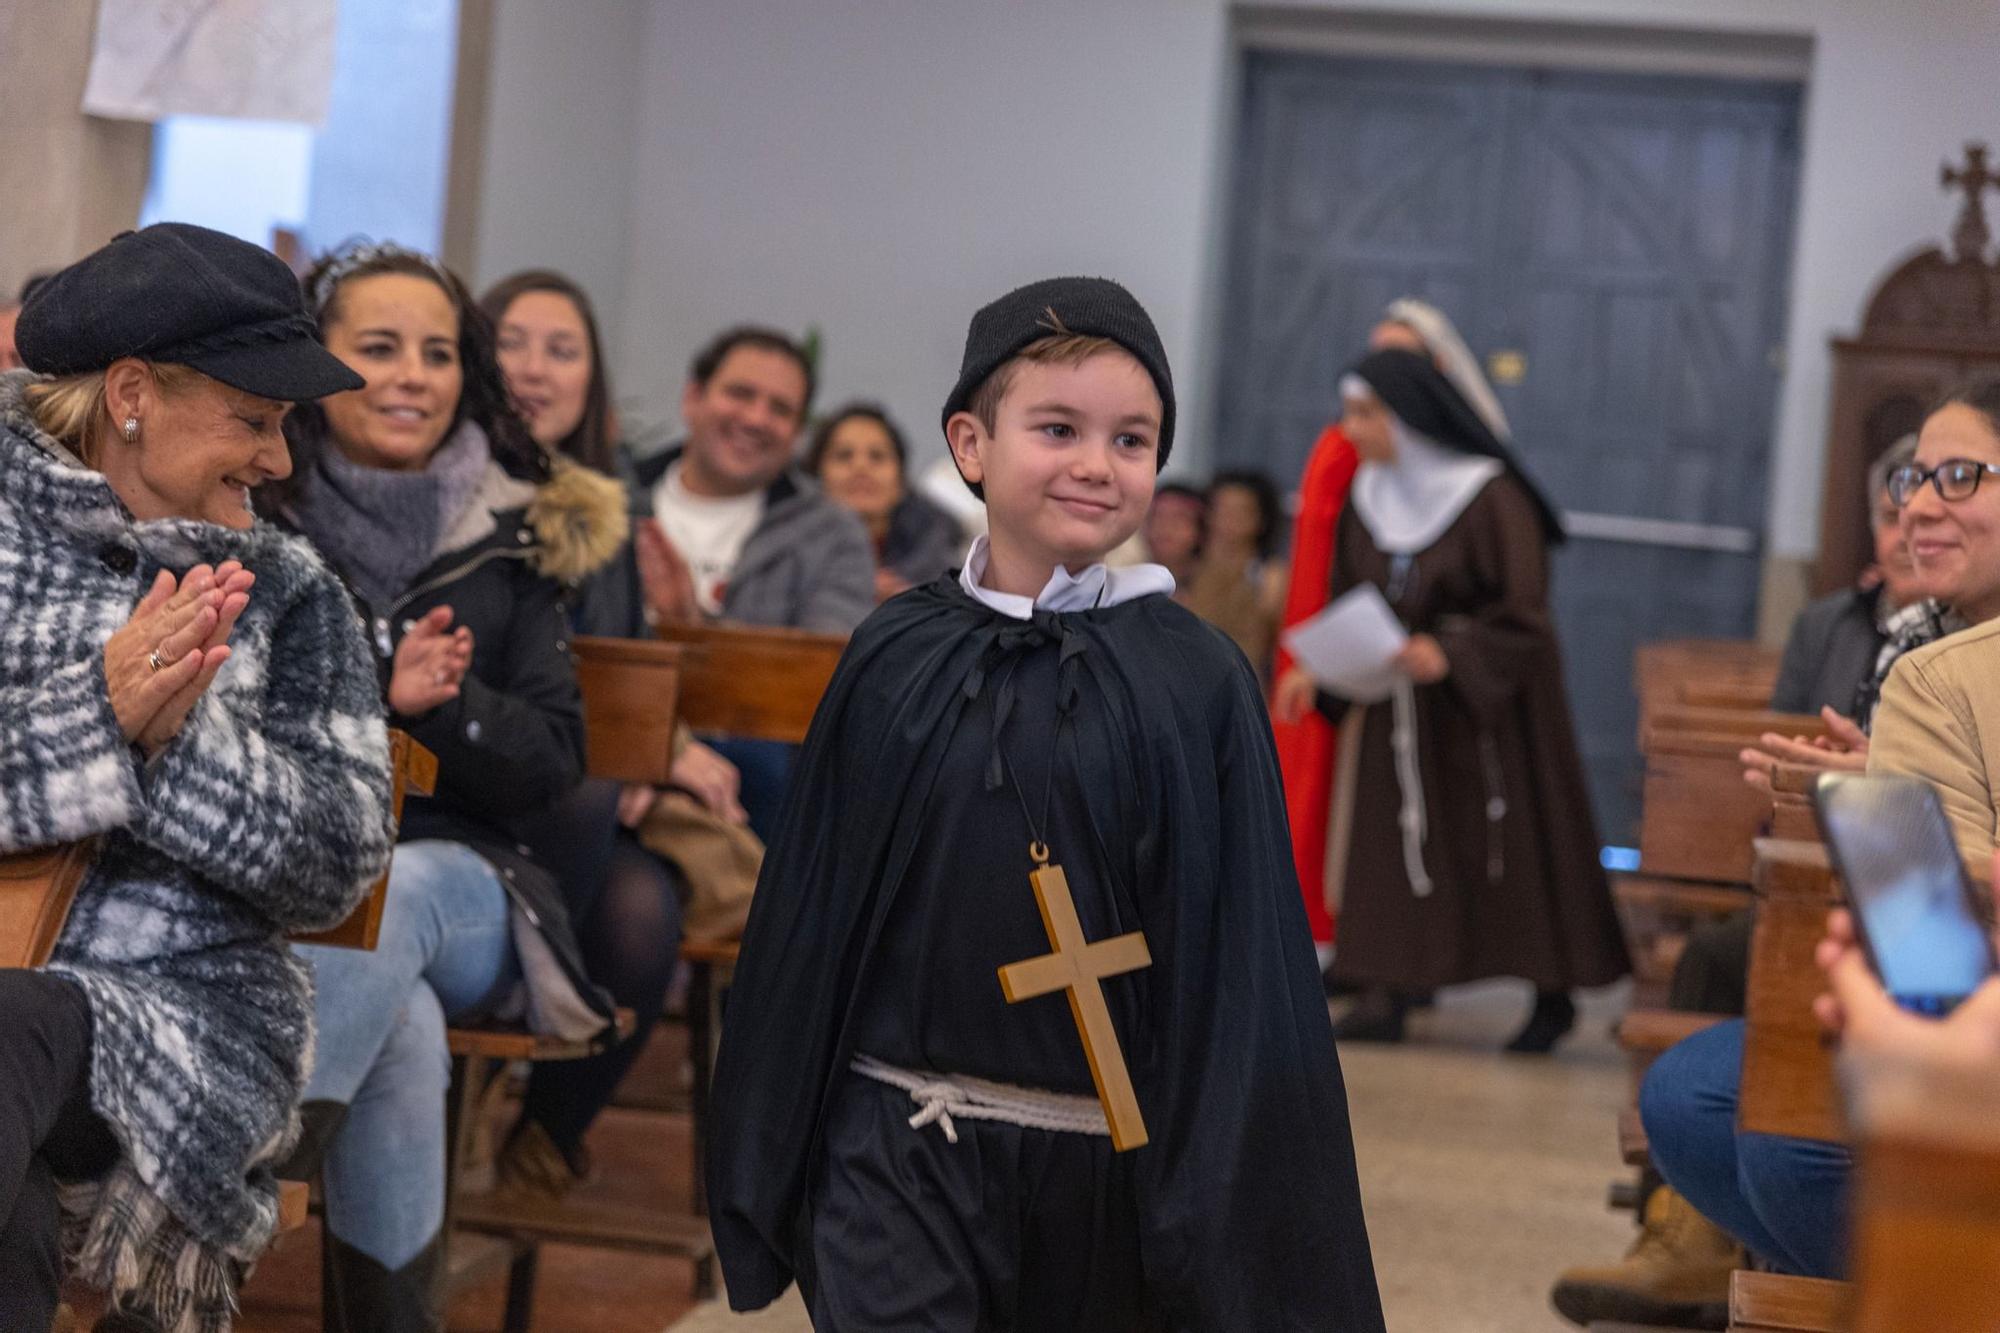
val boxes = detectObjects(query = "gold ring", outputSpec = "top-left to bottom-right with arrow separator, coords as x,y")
147,649 -> 169,673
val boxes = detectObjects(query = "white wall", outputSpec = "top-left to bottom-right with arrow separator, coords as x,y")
611,0 -> 1229,453
464,0 -> 649,352
472,0 -> 2000,559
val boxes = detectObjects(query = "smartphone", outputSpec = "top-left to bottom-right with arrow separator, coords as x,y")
1812,772 -> 1998,1016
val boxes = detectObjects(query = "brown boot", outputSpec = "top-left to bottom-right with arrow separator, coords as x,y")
494,1119 -> 589,1202
1550,1186 -> 1743,1328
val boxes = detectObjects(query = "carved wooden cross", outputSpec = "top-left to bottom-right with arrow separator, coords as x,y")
1942,142 -> 1997,263
997,849 -> 1152,1151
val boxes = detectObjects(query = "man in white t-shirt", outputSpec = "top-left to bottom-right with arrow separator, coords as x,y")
626,327 -> 873,836
629,326 -> 873,634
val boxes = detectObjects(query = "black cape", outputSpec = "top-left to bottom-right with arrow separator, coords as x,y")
708,578 -> 1384,1330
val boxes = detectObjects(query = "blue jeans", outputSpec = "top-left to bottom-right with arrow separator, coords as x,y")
1639,1018 -> 1851,1277
296,840 -> 519,1269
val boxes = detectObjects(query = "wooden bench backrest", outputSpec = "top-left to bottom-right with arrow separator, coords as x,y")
1738,837 -> 1846,1144
1847,1055 -> 2000,1333
571,636 -> 687,786
1637,710 -> 1829,884
0,841 -> 97,969
653,622 -> 847,746
292,729 -> 438,950
1636,640 -> 1780,718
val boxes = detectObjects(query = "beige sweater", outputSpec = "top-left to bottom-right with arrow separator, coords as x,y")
1868,615 -> 2000,866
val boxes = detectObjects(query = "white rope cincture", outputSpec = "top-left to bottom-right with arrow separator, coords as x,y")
1390,676 -> 1434,897
851,1055 -> 1110,1144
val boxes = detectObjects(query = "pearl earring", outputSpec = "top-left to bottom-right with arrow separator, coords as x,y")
122,418 -> 139,443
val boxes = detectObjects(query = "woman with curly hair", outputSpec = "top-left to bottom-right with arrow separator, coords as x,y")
271,243 -> 626,1330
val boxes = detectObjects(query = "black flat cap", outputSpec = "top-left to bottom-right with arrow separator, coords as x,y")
16,222 -> 363,402
941,276 -> 1176,476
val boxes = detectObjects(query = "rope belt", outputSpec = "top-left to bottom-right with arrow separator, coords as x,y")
1390,676 -> 1434,897
851,1054 -> 1109,1143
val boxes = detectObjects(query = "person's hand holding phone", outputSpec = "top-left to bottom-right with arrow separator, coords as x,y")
1815,853 -> 2000,1066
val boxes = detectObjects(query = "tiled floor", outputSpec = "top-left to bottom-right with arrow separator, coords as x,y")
240,979 -> 1635,1333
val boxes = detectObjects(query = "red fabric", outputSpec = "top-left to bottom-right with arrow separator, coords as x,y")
1271,425 -> 1359,945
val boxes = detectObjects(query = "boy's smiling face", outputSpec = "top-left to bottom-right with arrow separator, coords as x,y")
948,349 -> 1161,591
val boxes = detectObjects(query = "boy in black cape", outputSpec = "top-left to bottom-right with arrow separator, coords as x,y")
708,276 -> 1384,1330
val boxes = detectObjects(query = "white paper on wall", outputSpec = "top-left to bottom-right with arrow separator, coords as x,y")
82,0 -> 339,126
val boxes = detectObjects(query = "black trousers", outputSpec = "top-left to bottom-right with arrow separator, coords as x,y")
0,969 -> 115,1331
1667,908 -> 1757,1016
799,1074 -> 1159,1333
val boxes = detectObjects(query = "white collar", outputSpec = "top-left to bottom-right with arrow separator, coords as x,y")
958,534 -> 1175,620
1345,376 -> 1503,556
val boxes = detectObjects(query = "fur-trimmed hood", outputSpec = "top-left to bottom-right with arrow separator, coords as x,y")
529,455 -> 629,585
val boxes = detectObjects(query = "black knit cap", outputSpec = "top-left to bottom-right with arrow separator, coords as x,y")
941,276 -> 1175,488
16,222 -> 363,402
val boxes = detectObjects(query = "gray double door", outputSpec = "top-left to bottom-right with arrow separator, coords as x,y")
1215,50 -> 1803,843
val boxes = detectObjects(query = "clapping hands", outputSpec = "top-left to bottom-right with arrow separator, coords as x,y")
635,518 -> 700,626
105,561 -> 255,758
388,605 -> 475,716
1741,707 -> 1869,790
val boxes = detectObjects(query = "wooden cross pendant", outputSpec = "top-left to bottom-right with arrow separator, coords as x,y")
996,844 -> 1152,1151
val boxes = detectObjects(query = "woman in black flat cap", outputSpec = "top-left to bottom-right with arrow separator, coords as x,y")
0,222 -> 395,1331
1277,347 -> 1628,1051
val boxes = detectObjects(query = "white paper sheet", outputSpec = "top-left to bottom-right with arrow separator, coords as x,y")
1281,585 -> 1409,703
83,0 -> 338,126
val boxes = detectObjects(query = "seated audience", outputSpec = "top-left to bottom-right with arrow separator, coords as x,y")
1184,467 -> 1286,675
804,401 -> 964,599
269,241 -> 622,1328
483,267 -> 748,1197
0,224 -> 392,1331
629,327 -> 874,836
1140,479 -> 1205,586
1632,382 -> 2000,1305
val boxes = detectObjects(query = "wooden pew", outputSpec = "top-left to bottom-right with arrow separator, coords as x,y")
570,635 -> 689,786
653,620 -> 847,745
1728,1271 -> 1849,1332
1713,837 -> 1850,1333
1738,837 -> 1846,1145
1638,707 -> 1827,887
1634,640 -> 1781,723
1844,1051 -> 2000,1333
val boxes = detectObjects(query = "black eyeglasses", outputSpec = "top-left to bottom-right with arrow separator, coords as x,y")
1887,459 -> 2000,506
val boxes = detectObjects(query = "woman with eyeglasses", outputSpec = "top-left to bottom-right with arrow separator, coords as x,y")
1739,387 -> 2000,796
1637,380 -> 2000,1294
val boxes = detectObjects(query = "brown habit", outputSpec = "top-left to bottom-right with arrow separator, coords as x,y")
1325,474 -> 1629,992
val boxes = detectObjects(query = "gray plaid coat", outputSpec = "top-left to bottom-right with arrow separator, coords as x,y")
0,373 -> 394,1330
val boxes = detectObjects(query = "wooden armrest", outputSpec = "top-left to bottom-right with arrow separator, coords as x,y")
277,1179 -> 309,1233
680,938 -> 741,968
1617,1009 -> 1730,1056
654,622 -> 846,744
447,1008 -> 636,1062
1617,1106 -> 1650,1167
292,731 -> 438,950
573,636 -> 688,786
1728,1270 -> 1849,1331
1770,763 -> 1822,799
1613,877 -> 1754,919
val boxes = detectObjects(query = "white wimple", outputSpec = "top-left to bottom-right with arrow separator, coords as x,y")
851,1055 -> 1110,1143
